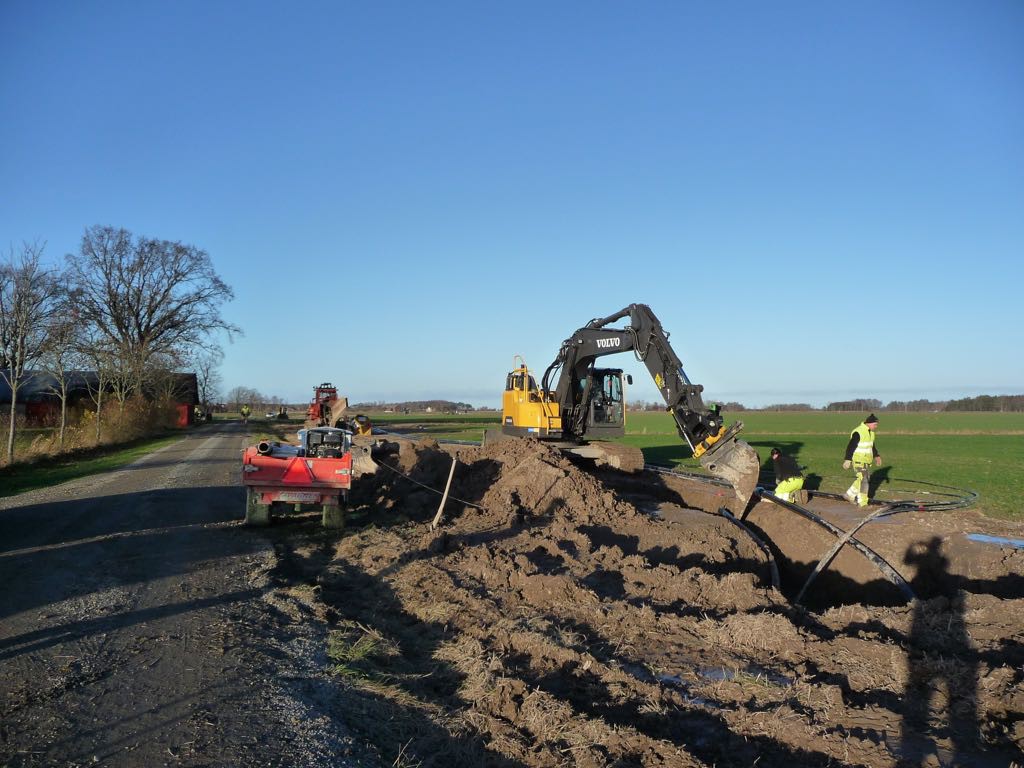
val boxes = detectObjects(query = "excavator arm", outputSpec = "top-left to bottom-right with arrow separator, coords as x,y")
541,303 -> 760,508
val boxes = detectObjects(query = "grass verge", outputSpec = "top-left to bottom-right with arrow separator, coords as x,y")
0,432 -> 183,497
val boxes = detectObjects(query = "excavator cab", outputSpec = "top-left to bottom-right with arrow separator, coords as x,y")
581,368 -> 628,437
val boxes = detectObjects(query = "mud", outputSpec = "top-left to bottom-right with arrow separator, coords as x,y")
271,436 -> 1024,767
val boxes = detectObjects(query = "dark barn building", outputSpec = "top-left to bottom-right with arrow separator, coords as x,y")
0,371 -> 200,428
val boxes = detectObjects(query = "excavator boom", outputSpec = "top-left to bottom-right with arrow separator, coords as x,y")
532,303 -> 760,509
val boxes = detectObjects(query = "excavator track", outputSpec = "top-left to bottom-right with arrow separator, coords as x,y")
560,441 -> 646,473
483,430 -> 645,473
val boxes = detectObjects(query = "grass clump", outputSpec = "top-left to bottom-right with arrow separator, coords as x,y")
327,621 -> 399,681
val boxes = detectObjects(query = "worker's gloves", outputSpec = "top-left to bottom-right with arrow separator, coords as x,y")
875,456 -> 882,466
842,460 -> 852,470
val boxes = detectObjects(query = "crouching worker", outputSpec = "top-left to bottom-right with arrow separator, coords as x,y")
770,448 -> 807,505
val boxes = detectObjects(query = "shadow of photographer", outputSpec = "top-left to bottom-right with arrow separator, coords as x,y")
900,536 -> 979,765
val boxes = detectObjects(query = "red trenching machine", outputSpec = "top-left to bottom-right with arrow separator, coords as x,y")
307,382 -> 340,425
242,427 -> 352,528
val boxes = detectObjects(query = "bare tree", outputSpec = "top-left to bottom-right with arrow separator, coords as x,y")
146,356 -> 195,429
39,309 -> 82,450
76,324 -> 116,444
190,348 -> 223,414
107,349 -> 136,416
226,385 -> 261,412
226,386 -> 246,411
66,226 -> 240,395
148,353 -> 188,402
0,243 -> 62,462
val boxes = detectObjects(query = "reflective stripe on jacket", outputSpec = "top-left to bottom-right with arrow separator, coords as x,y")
851,423 -> 875,463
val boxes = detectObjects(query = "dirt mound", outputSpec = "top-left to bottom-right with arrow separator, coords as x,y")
277,436 -> 1023,767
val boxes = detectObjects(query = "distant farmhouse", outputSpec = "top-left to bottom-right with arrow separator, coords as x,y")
0,371 -> 200,428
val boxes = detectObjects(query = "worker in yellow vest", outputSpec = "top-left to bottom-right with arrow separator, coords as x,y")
770,448 -> 807,505
842,414 -> 881,507
240,404 -> 251,425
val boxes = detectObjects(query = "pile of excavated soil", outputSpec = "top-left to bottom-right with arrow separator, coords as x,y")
295,437 -> 1023,767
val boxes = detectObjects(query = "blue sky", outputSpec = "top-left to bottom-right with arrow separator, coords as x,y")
2,2 -> 1022,407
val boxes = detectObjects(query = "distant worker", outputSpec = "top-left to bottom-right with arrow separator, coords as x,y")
770,448 -> 806,504
843,414 -> 882,507
240,404 -> 251,425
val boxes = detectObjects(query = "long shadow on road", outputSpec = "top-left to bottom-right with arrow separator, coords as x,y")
0,486 -> 254,621
0,587 -> 264,660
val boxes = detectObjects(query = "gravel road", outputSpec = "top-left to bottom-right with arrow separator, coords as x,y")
0,422 -> 354,768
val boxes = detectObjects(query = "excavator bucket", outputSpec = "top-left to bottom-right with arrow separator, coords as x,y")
698,431 -> 760,512
348,435 -> 400,476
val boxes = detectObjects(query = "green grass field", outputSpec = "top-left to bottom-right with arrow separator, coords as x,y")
369,410 -> 1024,520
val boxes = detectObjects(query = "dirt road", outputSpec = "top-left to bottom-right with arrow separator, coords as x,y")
0,423 -> 353,767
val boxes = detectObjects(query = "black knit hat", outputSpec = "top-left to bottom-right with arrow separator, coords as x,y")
865,414 -> 878,424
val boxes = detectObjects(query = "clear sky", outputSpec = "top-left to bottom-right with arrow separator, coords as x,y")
2,2 -> 1022,408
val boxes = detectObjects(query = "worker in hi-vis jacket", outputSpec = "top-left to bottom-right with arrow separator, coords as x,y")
770,448 -> 807,505
843,414 -> 881,507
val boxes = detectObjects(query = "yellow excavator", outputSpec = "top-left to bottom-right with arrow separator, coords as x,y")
495,303 -> 760,510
